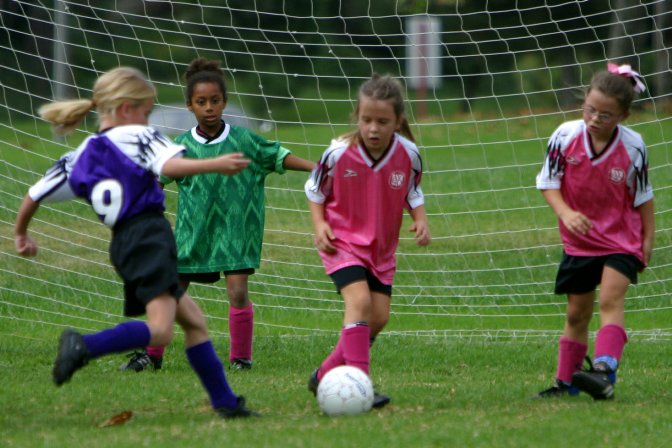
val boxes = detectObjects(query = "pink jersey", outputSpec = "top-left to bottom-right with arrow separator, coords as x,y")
536,120 -> 653,262
305,134 -> 425,284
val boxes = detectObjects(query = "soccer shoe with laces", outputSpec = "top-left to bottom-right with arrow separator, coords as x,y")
118,350 -> 162,372
230,358 -> 253,370
216,396 -> 260,419
537,379 -> 579,398
53,329 -> 90,386
572,361 -> 615,400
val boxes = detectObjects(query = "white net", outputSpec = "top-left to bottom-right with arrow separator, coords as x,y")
1,0 -> 671,341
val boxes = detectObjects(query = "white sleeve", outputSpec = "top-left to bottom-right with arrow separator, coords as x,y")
28,151 -> 78,203
405,142 -> 425,210
536,123 -> 571,190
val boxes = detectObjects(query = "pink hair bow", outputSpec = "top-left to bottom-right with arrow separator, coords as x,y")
607,62 -> 646,93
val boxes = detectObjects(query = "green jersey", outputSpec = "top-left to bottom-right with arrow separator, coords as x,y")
163,123 -> 290,272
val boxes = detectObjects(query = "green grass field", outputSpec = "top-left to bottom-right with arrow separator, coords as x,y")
2,110 -> 672,447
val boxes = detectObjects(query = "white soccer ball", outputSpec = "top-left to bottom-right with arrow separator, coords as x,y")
316,365 -> 374,416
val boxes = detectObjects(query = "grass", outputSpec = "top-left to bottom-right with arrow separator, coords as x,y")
1,106 -> 672,446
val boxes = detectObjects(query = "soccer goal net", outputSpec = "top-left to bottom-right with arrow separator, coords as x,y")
1,1 -> 671,341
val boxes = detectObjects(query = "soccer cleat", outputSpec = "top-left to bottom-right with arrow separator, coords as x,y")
537,379 -> 579,398
53,329 -> 90,386
119,350 -> 162,372
216,396 -> 260,419
372,389 -> 391,408
308,368 -> 319,396
572,362 -> 615,400
230,358 -> 253,371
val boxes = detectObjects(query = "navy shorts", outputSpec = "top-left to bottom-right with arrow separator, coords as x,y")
330,265 -> 392,296
554,252 -> 643,295
179,268 -> 255,284
110,212 -> 184,317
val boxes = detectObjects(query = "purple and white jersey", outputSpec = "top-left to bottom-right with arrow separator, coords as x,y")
536,119 -> 653,262
28,125 -> 184,227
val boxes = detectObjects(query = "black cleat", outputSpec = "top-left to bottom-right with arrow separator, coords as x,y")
216,396 -> 260,419
537,379 -> 578,398
53,329 -> 89,386
308,368 -> 319,396
119,350 -> 162,372
572,362 -> 615,400
372,389 -> 391,408
230,358 -> 253,371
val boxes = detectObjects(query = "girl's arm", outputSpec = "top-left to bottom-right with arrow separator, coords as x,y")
14,195 -> 41,256
308,200 -> 336,254
162,152 -> 250,178
541,189 -> 592,235
409,205 -> 431,246
283,154 -> 316,172
638,199 -> 655,266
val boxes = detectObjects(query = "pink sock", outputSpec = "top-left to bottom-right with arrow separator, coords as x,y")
342,324 -> 370,375
317,337 -> 345,381
595,324 -> 628,361
146,345 -> 165,359
229,304 -> 254,362
556,336 -> 588,383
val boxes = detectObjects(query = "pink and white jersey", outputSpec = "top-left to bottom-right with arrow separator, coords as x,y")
305,134 -> 425,284
536,119 -> 653,262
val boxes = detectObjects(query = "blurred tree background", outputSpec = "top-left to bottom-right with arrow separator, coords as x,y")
1,0 -> 670,122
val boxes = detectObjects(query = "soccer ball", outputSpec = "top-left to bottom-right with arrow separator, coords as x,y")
316,365 -> 374,416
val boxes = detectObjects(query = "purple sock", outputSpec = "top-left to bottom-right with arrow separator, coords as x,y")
82,321 -> 151,359
186,340 -> 238,410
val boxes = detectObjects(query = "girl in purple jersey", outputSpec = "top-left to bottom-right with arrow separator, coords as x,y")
305,74 -> 431,408
536,63 -> 654,400
14,66 -> 259,418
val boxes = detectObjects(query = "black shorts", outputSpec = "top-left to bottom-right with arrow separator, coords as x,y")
179,268 -> 255,284
330,265 -> 392,296
554,252 -> 643,295
110,212 -> 184,317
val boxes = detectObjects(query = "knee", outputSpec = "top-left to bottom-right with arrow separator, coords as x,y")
148,322 -> 174,346
227,286 -> 249,308
566,306 -> 592,329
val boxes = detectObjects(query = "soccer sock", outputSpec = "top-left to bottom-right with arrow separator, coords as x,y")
317,337 -> 345,381
82,320 -> 151,359
556,336 -> 588,384
146,345 -> 165,359
229,303 -> 254,362
186,340 -> 238,410
342,322 -> 370,375
594,324 -> 628,380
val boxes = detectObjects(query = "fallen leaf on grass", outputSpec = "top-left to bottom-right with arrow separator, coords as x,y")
99,410 -> 133,428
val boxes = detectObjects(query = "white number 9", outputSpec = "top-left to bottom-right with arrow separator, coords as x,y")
91,180 -> 123,226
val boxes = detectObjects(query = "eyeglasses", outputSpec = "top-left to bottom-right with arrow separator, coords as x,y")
582,105 -> 619,123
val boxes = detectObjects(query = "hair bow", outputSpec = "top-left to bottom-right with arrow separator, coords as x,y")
607,63 -> 646,93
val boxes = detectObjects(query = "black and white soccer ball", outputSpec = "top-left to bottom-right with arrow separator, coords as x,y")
317,365 -> 374,416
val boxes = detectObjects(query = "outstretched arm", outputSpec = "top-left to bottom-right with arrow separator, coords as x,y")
283,154 -> 316,172
161,152 -> 250,178
15,195 -> 40,256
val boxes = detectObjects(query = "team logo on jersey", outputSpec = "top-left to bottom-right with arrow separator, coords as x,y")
609,167 -> 625,183
344,169 -> 358,178
389,171 -> 405,189
566,155 -> 580,165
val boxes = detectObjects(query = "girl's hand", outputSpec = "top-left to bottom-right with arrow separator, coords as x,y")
314,222 -> 336,254
410,221 -> 431,246
641,239 -> 653,271
560,210 -> 592,235
213,153 -> 251,175
15,233 -> 38,257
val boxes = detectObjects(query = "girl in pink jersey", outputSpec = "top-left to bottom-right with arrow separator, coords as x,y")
305,74 -> 431,408
536,63 -> 654,400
